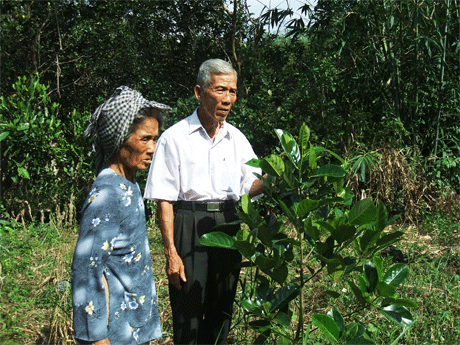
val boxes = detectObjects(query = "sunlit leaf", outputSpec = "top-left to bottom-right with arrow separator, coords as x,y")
199,232 -> 235,249
312,314 -> 339,342
269,284 -> 299,312
259,154 -> 285,178
275,129 -> 301,168
0,131 -> 9,141
327,309 -> 345,335
383,264 -> 409,287
299,123 -> 310,156
379,304 -> 414,328
349,198 -> 377,225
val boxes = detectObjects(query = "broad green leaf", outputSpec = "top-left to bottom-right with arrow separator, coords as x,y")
282,158 -> 296,188
299,123 -> 310,156
269,284 -> 299,312
314,146 -> 346,164
364,261 -> 378,293
255,255 -> 276,271
259,154 -> 285,178
295,198 -> 319,217
373,254 -> 384,280
360,228 -> 379,252
304,218 -> 319,240
240,193 -> 252,214
275,129 -> 301,168
274,311 -> 292,328
375,231 -> 404,248
246,158 -> 261,168
383,264 -> 409,287
310,164 -> 346,178
327,309 -> 345,335
257,224 -> 273,247
381,297 -> 419,308
278,199 -> 296,224
0,131 -> 9,141
346,322 -> 376,345
349,198 -> 377,226
331,225 -> 356,245
234,240 -> 256,259
377,282 -> 396,298
199,232 -> 235,249
379,304 -> 414,328
312,314 -> 339,342
318,197 -> 344,207
249,319 -> 271,332
375,200 -> 388,232
271,264 -> 288,284
348,280 -> 367,306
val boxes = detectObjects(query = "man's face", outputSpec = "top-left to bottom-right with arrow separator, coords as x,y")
195,73 -> 237,123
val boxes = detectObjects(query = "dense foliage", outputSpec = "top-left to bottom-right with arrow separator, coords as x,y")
201,125 -> 417,343
1,0 -> 458,224
1,0 -> 459,344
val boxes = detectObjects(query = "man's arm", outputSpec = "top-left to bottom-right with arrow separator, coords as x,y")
158,200 -> 186,290
248,178 -> 265,198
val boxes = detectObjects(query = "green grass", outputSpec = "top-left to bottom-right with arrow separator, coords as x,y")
1,216 -> 459,344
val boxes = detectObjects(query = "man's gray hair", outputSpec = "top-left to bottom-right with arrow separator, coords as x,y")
196,59 -> 237,90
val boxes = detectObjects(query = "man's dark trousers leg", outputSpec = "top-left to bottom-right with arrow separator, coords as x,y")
170,207 -> 242,345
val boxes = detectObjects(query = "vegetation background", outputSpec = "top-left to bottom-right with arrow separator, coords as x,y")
1,0 -> 459,344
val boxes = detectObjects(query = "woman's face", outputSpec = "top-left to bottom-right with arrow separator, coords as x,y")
111,117 -> 159,180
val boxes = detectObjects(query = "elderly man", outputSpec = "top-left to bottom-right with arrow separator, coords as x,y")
144,59 -> 263,344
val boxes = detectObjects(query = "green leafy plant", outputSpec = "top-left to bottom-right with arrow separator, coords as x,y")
0,75 -> 92,225
200,124 -> 417,344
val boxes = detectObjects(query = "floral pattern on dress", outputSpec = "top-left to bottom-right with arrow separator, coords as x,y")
71,168 -> 162,344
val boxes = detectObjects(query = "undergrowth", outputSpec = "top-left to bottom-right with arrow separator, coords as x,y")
1,215 -> 459,344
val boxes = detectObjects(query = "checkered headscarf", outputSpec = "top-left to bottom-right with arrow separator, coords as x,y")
84,85 -> 171,174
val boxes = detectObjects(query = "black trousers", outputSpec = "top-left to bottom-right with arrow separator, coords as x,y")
170,206 -> 242,345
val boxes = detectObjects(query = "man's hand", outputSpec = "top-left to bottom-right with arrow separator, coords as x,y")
91,339 -> 110,345
166,251 -> 186,290
158,200 -> 187,290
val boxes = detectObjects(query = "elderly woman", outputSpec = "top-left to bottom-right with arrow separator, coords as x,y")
71,86 -> 170,345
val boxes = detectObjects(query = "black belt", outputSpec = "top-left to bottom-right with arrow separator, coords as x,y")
176,200 -> 236,212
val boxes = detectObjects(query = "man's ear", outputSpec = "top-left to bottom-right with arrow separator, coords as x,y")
194,85 -> 202,101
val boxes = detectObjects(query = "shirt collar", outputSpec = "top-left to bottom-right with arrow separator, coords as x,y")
189,108 -> 231,140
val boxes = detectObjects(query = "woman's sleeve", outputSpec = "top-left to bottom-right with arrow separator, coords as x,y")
72,184 -> 120,342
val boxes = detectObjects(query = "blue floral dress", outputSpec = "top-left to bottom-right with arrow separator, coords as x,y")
71,168 -> 162,344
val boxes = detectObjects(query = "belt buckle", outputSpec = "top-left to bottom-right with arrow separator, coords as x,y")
207,202 -> 221,212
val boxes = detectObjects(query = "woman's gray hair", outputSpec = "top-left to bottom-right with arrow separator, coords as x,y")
196,59 -> 237,90
126,107 -> 164,140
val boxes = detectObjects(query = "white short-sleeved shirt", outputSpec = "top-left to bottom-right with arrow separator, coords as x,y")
144,109 -> 261,202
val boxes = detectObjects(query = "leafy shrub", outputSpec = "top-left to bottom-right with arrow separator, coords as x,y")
201,125 -> 417,344
0,75 -> 92,225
